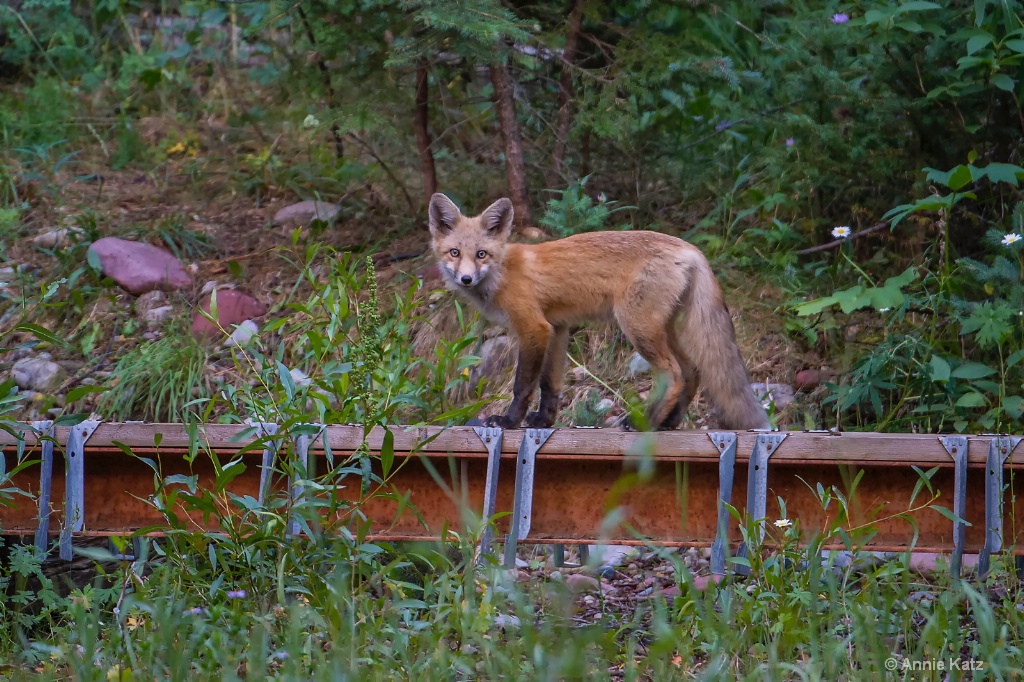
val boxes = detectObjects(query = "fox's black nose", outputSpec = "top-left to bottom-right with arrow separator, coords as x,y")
461,275 -> 473,285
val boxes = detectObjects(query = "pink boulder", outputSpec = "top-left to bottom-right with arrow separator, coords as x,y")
88,237 -> 192,295
192,289 -> 268,338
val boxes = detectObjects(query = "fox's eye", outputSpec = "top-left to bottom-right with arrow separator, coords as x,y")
449,248 -> 460,258
476,250 -> 487,259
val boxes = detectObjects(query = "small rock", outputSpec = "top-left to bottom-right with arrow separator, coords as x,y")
33,226 -> 83,249
224,320 -> 259,348
691,574 -> 724,591
628,353 -> 651,376
595,398 -> 614,414
794,369 -> 821,391
136,290 -> 166,309
569,366 -> 588,382
595,544 -> 637,567
596,565 -> 616,580
908,590 -> 934,604
143,305 -> 174,326
290,367 -> 312,388
136,291 -> 170,326
514,557 -> 529,569
88,237 -> 192,295
520,226 -> 545,241
192,289 -> 267,339
549,570 -> 562,581
752,383 -> 795,411
141,331 -> 159,341
565,574 -> 600,593
492,614 -> 520,629
273,200 -> 340,227
12,356 -> 65,392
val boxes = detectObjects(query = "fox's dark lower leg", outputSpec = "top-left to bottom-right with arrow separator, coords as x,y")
525,325 -> 569,428
484,323 -> 551,428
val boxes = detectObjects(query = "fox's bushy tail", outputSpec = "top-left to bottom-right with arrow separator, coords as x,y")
679,257 -> 770,430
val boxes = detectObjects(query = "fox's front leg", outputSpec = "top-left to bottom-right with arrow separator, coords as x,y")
524,325 -> 569,428
484,322 -> 552,429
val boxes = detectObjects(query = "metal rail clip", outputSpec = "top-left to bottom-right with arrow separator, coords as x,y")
503,428 -> 553,568
939,436 -> 969,579
472,426 -> 504,561
31,420 -> 55,557
289,424 -> 326,537
60,420 -> 100,561
736,432 -> 787,575
979,435 -> 1022,577
250,421 -> 280,507
709,432 -> 738,576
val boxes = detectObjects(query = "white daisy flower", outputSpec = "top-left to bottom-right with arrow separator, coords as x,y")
831,226 -> 851,239
1002,232 -> 1021,246
774,518 -> 793,528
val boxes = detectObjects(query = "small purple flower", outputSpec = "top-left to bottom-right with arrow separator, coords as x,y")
832,12 -> 849,24
715,120 -> 733,132
785,137 -> 795,148
226,589 -> 247,599
183,606 -> 206,616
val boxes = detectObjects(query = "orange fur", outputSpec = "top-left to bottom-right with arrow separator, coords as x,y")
428,193 -> 769,431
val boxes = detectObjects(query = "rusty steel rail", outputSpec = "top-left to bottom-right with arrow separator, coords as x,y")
1,423 -> 1023,576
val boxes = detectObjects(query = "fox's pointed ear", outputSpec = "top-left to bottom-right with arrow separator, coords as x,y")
480,197 -> 514,235
428,193 -> 461,235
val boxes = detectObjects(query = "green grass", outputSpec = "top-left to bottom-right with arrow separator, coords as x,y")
94,328 -> 211,423
3,519 -> 1022,680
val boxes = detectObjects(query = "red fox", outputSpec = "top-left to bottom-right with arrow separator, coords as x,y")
428,193 -> 770,431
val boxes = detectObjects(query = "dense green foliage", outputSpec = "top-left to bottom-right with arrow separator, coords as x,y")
3,0 -> 1024,677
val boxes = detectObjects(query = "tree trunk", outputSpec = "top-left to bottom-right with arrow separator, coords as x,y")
489,61 -> 534,227
414,60 -> 437,203
549,0 -> 584,187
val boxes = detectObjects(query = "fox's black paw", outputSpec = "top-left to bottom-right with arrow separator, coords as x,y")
524,411 -> 555,428
483,414 -> 520,429
617,414 -> 670,432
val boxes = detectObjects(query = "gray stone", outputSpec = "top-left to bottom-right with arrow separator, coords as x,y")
628,353 -> 651,376
143,305 -> 174,326
492,614 -> 521,629
12,356 -> 65,392
289,367 -> 312,388
752,383 -> 795,410
33,226 -> 83,249
272,200 -> 340,227
594,544 -> 638,567
224,319 -> 259,348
